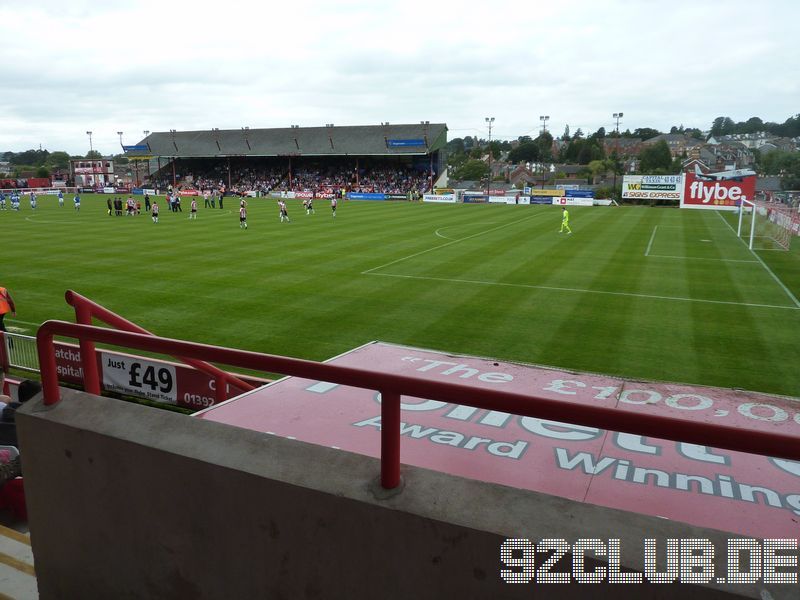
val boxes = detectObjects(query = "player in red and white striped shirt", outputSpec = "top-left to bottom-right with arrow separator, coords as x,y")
189,198 -> 198,219
239,205 -> 247,229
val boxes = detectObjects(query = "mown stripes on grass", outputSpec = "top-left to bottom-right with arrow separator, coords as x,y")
3,196 -> 799,397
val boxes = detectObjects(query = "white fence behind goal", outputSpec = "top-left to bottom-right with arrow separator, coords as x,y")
737,199 -> 798,251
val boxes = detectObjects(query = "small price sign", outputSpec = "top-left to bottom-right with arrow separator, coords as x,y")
101,352 -> 178,404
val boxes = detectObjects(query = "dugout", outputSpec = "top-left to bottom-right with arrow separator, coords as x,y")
124,123 -> 448,192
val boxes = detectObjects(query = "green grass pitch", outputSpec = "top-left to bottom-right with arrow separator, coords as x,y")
3,194 -> 799,397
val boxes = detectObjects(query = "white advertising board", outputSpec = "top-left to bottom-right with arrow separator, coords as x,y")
622,175 -> 685,201
423,194 -> 456,203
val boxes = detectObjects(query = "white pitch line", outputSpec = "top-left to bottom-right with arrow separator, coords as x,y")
365,272 -> 800,311
717,211 -> 800,308
7,319 -> 40,328
362,211 -> 547,275
435,221 -> 500,241
24,215 -> 83,225
645,225 -> 658,256
647,254 -> 759,264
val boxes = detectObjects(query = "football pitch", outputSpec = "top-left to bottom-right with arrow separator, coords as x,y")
3,195 -> 799,397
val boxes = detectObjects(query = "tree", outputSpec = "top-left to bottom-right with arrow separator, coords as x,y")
587,160 -> 607,183
507,142 -> 540,164
684,128 -> 704,140
535,131 -> 554,162
633,128 -> 661,141
639,140 -> 673,173
46,151 -> 71,169
591,127 -> 606,139
742,117 -> 764,134
452,159 -> 489,181
36,166 -> 51,178
577,144 -> 594,165
10,149 -> 49,166
446,138 -> 465,155
710,117 -> 735,137
572,128 -> 584,140
561,125 -> 570,141
86,150 -> 102,159
758,150 -> 800,189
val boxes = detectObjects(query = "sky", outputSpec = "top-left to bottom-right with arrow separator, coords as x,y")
1,0 -> 798,156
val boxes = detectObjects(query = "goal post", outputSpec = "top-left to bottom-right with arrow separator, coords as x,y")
737,198 -> 797,251
737,199 -> 756,249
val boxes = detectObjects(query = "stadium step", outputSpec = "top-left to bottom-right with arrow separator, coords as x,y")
0,522 -> 37,599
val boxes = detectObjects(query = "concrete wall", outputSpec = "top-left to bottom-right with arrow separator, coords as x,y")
16,389 -> 785,599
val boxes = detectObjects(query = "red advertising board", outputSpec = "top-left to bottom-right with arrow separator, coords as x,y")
681,173 -> 756,211
196,342 -> 800,538
178,189 -> 199,196
52,342 -> 267,410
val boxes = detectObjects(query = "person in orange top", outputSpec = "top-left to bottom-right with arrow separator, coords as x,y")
0,286 -> 16,334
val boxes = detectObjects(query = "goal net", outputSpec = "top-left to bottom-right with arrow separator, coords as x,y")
737,199 -> 798,251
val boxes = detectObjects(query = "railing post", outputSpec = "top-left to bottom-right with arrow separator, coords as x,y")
74,303 -> 102,395
36,328 -> 60,405
380,390 -> 401,489
215,375 -> 227,404
0,331 -> 8,373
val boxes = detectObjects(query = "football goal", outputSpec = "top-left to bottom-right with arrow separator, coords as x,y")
737,199 -> 798,251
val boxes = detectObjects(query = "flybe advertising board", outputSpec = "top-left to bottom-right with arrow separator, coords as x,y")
680,173 -> 756,211
623,173 -> 756,211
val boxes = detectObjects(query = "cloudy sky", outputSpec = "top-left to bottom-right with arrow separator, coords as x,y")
2,0 -> 798,155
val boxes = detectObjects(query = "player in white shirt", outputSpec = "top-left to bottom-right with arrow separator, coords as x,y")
189,198 -> 198,219
29,192 -> 37,209
152,202 -> 160,223
278,199 -> 290,223
239,204 -> 248,229
331,197 -> 337,218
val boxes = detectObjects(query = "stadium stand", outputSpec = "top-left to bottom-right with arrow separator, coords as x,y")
127,123 -> 447,195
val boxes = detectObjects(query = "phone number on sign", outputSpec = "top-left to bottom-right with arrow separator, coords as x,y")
501,538 -> 799,584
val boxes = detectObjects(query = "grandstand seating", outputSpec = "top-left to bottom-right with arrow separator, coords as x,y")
150,159 -> 433,195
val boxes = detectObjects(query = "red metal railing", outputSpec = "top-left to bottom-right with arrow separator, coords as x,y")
66,290 -> 255,402
37,320 -> 800,489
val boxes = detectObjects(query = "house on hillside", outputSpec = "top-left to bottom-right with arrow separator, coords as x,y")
601,137 -> 644,157
708,132 -> 777,150
642,134 -> 703,157
758,137 -> 797,154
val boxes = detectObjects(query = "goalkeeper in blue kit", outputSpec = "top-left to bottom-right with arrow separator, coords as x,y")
559,207 -> 572,234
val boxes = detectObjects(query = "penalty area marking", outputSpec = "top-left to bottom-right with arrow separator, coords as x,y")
644,226 -> 658,256
363,212 -> 547,275
648,254 -> 759,264
645,225 -> 754,262
717,211 -> 800,308
364,271 -> 800,311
